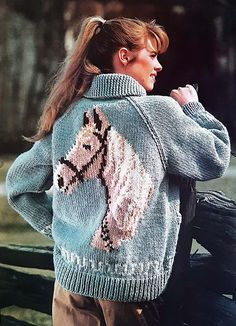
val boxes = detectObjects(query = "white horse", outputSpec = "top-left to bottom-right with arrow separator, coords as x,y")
54,107 -> 154,252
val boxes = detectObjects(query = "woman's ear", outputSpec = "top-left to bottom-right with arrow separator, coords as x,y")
112,47 -> 133,73
118,47 -> 131,66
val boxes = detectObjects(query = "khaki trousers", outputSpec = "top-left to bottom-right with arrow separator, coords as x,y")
52,282 -> 162,326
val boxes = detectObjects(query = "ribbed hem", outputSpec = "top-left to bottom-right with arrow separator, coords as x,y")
53,247 -> 172,302
84,74 -> 146,99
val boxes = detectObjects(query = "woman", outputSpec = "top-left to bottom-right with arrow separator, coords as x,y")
6,16 -> 230,325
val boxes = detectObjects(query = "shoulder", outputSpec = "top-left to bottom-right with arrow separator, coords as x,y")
130,95 -> 180,110
129,95 -> 183,119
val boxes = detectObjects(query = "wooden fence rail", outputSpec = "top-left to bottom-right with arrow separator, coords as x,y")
1,189 -> 236,325
0,245 -> 54,270
0,245 -> 54,325
183,190 -> 236,326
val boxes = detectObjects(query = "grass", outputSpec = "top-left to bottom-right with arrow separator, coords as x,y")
0,196 -> 53,246
196,155 -> 236,200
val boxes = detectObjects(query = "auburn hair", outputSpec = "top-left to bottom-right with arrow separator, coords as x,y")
27,16 -> 169,141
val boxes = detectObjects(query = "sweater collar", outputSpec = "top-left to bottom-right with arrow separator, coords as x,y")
84,73 -> 147,99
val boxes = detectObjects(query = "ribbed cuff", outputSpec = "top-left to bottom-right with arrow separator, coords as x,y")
182,101 -> 225,129
40,224 -> 53,239
182,101 -> 205,117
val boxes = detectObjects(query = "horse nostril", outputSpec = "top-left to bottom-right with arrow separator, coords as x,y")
58,176 -> 64,188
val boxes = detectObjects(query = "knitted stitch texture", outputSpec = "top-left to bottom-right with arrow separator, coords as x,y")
6,73 -> 231,302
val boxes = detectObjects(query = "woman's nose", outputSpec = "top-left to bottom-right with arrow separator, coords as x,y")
155,59 -> 162,72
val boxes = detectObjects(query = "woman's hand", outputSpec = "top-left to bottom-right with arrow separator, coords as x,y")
170,84 -> 198,105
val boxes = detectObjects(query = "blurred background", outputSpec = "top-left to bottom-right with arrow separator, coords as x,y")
0,0 -> 236,153
0,0 -> 235,324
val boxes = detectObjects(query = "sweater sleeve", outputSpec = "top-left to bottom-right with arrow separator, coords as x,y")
6,134 -> 53,239
169,100 -> 231,180
130,96 -> 231,181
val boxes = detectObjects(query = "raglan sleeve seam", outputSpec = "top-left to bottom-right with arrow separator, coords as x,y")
128,96 -> 168,170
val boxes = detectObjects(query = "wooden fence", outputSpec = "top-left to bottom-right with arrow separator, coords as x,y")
0,188 -> 236,325
185,190 -> 236,326
0,245 -> 54,325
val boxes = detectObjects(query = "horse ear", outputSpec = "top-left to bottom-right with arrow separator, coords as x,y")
93,107 -> 102,131
83,111 -> 93,126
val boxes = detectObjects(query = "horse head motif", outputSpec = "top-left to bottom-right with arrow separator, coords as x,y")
54,107 -> 110,194
54,106 -> 154,252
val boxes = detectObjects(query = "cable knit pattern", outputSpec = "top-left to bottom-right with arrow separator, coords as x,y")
6,73 -> 231,302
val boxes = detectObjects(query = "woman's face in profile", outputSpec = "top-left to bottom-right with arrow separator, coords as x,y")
124,37 -> 163,91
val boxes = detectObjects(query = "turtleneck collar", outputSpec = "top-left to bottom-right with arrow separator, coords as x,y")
84,74 -> 147,99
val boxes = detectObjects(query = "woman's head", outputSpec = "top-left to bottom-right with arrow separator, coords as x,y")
86,17 -> 169,75
86,17 -> 169,91
30,16 -> 169,141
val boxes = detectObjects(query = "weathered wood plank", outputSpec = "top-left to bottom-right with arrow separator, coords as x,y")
184,286 -> 236,326
0,266 -> 54,314
0,315 -> 36,326
194,190 -> 236,269
190,253 -> 236,295
0,245 -> 54,270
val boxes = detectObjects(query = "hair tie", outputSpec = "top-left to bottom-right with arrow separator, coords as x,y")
94,20 -> 106,35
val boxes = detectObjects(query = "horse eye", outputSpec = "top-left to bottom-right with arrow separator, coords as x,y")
83,144 -> 92,150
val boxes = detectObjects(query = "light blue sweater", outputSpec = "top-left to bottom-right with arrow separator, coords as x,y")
6,74 -> 231,301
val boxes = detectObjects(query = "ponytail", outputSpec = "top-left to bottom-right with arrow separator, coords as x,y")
26,16 -> 106,142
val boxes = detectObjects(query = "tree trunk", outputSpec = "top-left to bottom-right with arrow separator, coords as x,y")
0,0 -> 65,153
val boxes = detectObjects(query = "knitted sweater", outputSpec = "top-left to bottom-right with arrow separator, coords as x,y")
6,73 -> 231,302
